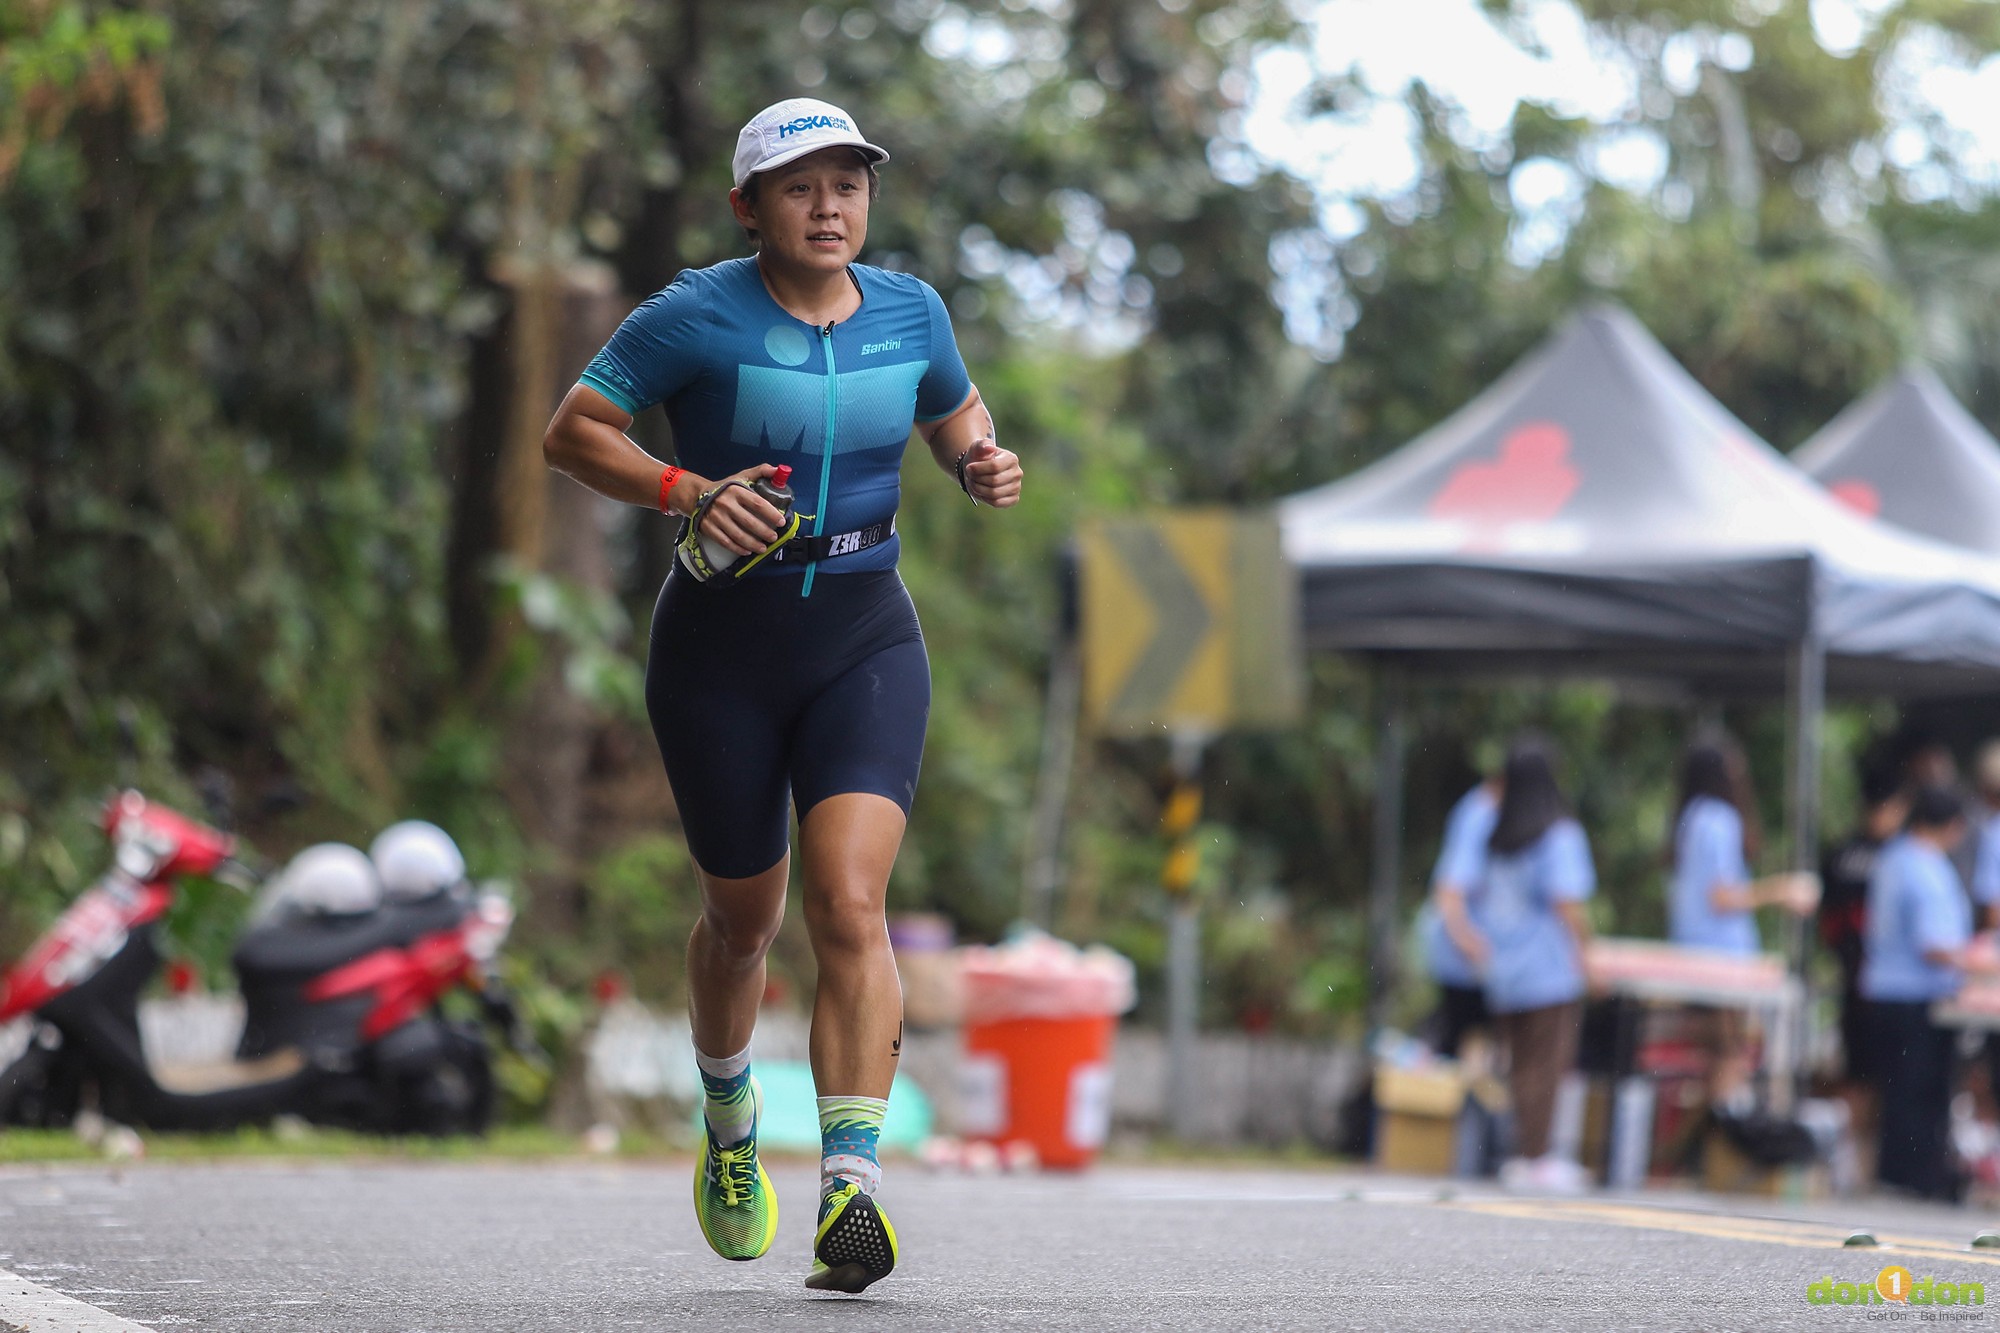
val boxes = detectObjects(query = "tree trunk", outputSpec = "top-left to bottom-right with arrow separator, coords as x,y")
508,264 -> 628,934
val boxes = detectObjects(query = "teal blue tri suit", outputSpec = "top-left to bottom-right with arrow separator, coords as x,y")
581,257 -> 974,878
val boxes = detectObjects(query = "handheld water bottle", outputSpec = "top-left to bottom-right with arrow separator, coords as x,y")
688,465 -> 795,579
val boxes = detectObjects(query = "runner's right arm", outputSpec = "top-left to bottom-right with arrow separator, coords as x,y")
543,279 -> 785,557
543,387 -> 783,557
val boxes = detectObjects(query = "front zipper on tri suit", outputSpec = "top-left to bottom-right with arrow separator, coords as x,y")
802,319 -> 838,599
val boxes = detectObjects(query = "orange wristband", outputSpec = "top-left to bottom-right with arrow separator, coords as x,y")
659,466 -> 684,513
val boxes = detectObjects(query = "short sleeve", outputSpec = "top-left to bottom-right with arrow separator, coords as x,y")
1692,802 -> 1749,890
913,281 -> 973,421
1432,792 -> 1492,890
1911,861 -> 1971,954
1975,820 -> 2000,905
578,280 -> 704,416
1544,821 -> 1596,902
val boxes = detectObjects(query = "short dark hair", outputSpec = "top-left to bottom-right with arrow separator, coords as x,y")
736,157 -> 881,247
1907,784 -> 1966,831
1858,752 -> 1905,809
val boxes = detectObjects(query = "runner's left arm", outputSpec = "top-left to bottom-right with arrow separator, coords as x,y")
910,279 -> 1021,508
919,386 -> 1022,508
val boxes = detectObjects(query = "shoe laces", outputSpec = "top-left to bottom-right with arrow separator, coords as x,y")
712,1141 -> 759,1208
819,1181 -> 856,1222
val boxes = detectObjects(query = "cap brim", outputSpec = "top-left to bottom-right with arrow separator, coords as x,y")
740,139 -> 890,185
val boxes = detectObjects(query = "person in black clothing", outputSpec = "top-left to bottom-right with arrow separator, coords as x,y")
1819,754 -> 1908,1088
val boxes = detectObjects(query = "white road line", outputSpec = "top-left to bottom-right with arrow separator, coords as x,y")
0,1268 -> 157,1333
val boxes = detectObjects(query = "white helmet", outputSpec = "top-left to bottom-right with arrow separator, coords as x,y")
268,843 -> 381,916
369,820 -> 466,902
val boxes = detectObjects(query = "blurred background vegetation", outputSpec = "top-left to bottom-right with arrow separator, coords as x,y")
5,0 -> 2000,1078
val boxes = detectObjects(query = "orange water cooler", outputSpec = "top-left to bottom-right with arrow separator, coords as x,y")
960,1012 -> 1118,1170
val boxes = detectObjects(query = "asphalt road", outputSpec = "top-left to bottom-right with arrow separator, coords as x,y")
5,1156 -> 2000,1331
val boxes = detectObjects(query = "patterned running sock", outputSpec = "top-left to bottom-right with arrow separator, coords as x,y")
697,1044 -> 755,1146
817,1095 -> 888,1201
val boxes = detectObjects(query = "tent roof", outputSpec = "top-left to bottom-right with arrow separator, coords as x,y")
1279,305 -> 2000,697
1794,366 -> 2000,555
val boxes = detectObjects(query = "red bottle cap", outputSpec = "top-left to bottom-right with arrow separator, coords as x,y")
770,465 -> 792,486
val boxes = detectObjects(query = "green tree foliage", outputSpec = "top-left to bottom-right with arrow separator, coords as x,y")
6,0 -> 2000,1054
0,0 -> 1319,999
0,0 -> 642,931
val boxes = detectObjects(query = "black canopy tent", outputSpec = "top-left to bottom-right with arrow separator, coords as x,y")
1278,306 -> 2000,1064
1796,368 -> 2000,762
1796,366 -> 2000,555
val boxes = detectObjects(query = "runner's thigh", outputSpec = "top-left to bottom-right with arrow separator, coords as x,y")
789,635 -> 931,820
646,577 -> 796,879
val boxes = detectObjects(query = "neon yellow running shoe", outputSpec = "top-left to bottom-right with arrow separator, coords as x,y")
804,1181 -> 899,1293
693,1077 -> 777,1261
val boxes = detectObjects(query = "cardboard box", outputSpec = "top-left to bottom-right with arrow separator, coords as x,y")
1701,1128 -> 1830,1200
1374,1065 -> 1466,1175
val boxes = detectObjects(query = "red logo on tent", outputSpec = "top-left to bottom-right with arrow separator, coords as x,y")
1827,478 -> 1881,518
1429,422 -> 1580,524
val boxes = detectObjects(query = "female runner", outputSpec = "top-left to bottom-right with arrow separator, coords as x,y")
543,96 -> 1022,1293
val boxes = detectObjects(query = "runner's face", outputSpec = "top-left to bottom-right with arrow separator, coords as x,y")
741,149 -> 871,274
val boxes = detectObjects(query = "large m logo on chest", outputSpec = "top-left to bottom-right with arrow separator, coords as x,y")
731,361 -> 929,454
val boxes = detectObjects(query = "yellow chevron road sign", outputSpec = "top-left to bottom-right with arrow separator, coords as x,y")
1078,509 -> 1303,735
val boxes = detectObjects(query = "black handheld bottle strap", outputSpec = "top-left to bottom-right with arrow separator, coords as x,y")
674,480 -> 756,582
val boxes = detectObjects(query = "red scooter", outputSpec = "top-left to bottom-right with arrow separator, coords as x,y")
0,791 -> 525,1135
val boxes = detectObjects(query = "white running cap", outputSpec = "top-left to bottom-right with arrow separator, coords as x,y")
732,97 -> 888,187
370,820 -> 466,902
270,843 -> 381,916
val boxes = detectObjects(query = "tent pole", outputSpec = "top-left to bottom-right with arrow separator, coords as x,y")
1780,634 -> 1826,1112
1022,634 -> 1082,928
1368,672 -> 1408,1036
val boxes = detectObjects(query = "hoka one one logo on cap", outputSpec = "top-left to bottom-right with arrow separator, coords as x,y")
779,114 -> 850,138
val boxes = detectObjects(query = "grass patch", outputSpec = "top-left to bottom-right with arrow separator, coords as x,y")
0,1123 -> 700,1165
0,1130 -> 101,1164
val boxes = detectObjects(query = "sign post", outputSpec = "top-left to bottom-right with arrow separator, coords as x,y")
1162,730 -> 1208,1142
1078,509 -> 1303,734
1078,509 -> 1303,1142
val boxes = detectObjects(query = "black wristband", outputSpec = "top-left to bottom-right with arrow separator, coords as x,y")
954,449 -> 980,506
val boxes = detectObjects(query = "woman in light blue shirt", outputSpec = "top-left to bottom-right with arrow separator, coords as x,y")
1458,738 -> 1595,1192
1668,740 -> 1817,954
1861,786 -> 1984,1200
1667,739 -> 1819,1105
1423,776 -> 1499,1056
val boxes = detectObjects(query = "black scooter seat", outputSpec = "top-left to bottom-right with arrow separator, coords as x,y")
233,892 -> 468,982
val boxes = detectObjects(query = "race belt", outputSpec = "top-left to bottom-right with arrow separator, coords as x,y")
764,516 -> 896,565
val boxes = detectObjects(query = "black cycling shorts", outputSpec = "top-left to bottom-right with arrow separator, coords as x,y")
645,569 -> 931,879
